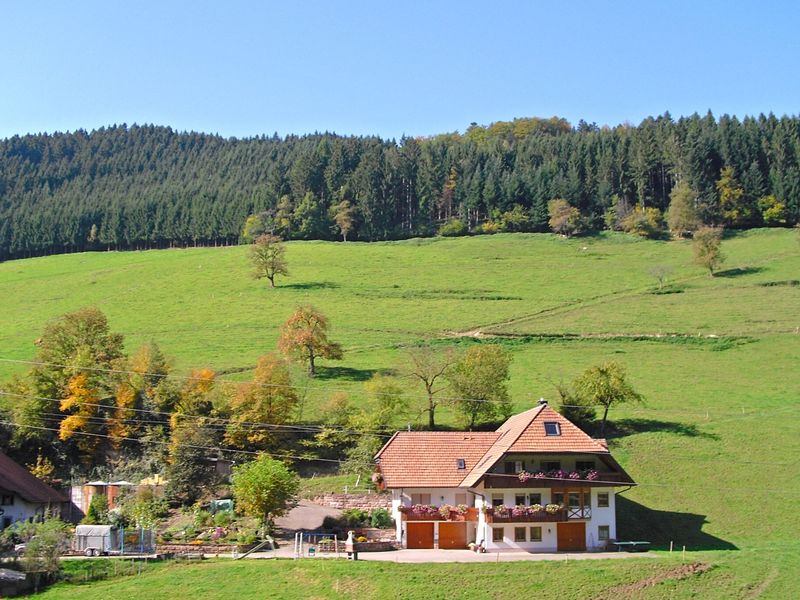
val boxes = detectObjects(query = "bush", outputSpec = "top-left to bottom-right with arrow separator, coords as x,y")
478,220 -> 503,234
621,206 -> 666,239
213,510 -> 234,527
82,494 -> 109,525
438,219 -> 468,237
341,508 -> 369,528
369,507 -> 392,529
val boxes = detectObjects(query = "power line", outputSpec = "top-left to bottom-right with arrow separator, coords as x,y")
0,390 -> 394,438
0,420 -> 344,463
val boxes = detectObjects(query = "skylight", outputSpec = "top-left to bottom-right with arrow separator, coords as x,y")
456,458 -> 466,469
544,422 -> 561,436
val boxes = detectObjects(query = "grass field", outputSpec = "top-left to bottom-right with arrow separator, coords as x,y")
1,229 -> 799,597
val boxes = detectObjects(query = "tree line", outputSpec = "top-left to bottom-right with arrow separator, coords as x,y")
1,112 -> 798,261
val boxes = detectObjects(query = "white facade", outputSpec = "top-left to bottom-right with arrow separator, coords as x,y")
0,492 -> 53,530
391,483 -> 618,552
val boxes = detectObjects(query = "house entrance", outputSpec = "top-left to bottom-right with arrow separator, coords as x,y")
438,522 -> 467,549
557,522 -> 586,551
406,522 -> 434,549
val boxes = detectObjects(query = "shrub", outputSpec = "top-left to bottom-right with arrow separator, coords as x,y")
369,508 -> 392,529
438,219 -> 468,237
341,508 -> 369,528
213,510 -> 234,528
478,220 -> 503,234
621,206 -> 666,239
82,494 -> 109,525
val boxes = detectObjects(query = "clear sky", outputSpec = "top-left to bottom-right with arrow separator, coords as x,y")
2,0 -> 798,140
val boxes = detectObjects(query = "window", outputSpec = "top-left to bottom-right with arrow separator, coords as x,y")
410,493 -> 431,505
0,494 -> 13,506
492,528 -> 504,542
455,493 -> 467,506
529,526 -> 542,542
529,493 -> 542,506
505,460 -> 523,474
598,525 -> 610,541
504,461 -> 516,474
515,494 -> 527,506
542,461 -> 561,472
544,422 -> 561,436
597,493 -> 609,508
492,494 -> 505,507
456,458 -> 466,470
514,527 -> 526,542
576,460 -> 595,471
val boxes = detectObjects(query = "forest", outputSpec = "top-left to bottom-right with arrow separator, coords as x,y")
0,112 -> 798,260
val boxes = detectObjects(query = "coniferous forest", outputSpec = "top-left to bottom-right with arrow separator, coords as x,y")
1,111 -> 798,261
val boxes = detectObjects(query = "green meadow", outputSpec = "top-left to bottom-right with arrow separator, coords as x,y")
1,228 -> 799,597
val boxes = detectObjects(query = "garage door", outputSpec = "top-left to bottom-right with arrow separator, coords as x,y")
407,522 -> 434,549
438,522 -> 467,550
557,522 -> 586,551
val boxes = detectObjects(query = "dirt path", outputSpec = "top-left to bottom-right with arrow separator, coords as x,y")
590,562 -> 712,600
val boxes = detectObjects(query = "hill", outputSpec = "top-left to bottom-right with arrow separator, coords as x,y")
1,229 -> 799,596
1,113 -> 798,261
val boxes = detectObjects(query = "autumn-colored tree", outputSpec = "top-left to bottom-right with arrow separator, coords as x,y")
277,306 -> 343,376
332,200 -> 355,242
224,354 -> 299,451
405,346 -> 459,429
717,166 -> 754,227
548,199 -> 584,237
59,372 -> 105,461
667,180 -> 700,238
249,234 -> 288,288
693,226 -> 725,275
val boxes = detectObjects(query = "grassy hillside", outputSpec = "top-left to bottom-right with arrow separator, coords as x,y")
1,229 -> 799,597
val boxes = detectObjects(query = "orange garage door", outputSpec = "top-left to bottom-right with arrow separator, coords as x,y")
557,522 -> 586,551
438,522 -> 467,550
407,522 -> 434,549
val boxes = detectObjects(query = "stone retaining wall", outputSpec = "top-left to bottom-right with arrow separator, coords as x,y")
311,493 -> 392,511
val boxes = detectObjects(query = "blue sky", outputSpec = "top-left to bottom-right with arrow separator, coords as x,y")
1,0 -> 798,140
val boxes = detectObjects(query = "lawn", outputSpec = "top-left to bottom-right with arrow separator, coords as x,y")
1,228 -> 799,597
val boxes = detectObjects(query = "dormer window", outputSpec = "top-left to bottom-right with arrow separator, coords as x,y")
544,422 -> 561,436
456,458 -> 466,470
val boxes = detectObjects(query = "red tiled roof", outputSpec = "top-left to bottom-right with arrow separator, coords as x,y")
0,453 -> 68,504
376,403 -> 633,489
375,432 -> 500,488
507,405 -> 609,453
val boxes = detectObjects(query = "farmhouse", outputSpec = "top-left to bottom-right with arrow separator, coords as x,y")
374,401 -> 635,552
0,453 -> 68,530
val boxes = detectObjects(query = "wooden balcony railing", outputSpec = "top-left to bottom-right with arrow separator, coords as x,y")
484,506 -> 591,523
400,507 -> 480,522
483,472 -> 628,488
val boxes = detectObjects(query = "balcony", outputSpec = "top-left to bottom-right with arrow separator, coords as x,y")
483,471 -> 628,488
399,505 -> 480,522
484,505 -> 591,523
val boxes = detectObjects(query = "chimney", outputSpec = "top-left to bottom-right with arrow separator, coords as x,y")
538,398 -> 548,405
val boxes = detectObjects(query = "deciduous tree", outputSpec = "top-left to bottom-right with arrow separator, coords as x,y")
573,361 -> 643,435
277,306 -> 343,376
224,354 -> 298,451
667,180 -> 701,238
446,344 -> 512,428
548,199 -> 583,237
249,234 -> 288,288
332,200 -> 355,242
693,226 -> 725,275
405,346 -> 459,430
231,455 -> 299,529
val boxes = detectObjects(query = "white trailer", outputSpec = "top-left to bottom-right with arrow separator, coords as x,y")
74,525 -> 121,556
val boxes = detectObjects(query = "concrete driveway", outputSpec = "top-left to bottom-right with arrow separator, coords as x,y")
273,500 -> 342,533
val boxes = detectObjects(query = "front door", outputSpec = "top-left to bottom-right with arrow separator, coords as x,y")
438,522 -> 467,549
557,522 -> 586,551
406,522 -> 434,549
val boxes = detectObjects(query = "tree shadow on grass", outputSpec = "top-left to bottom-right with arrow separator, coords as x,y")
314,366 -> 379,382
605,418 -> 719,441
714,266 -> 764,278
616,495 -> 737,550
281,281 -> 340,290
